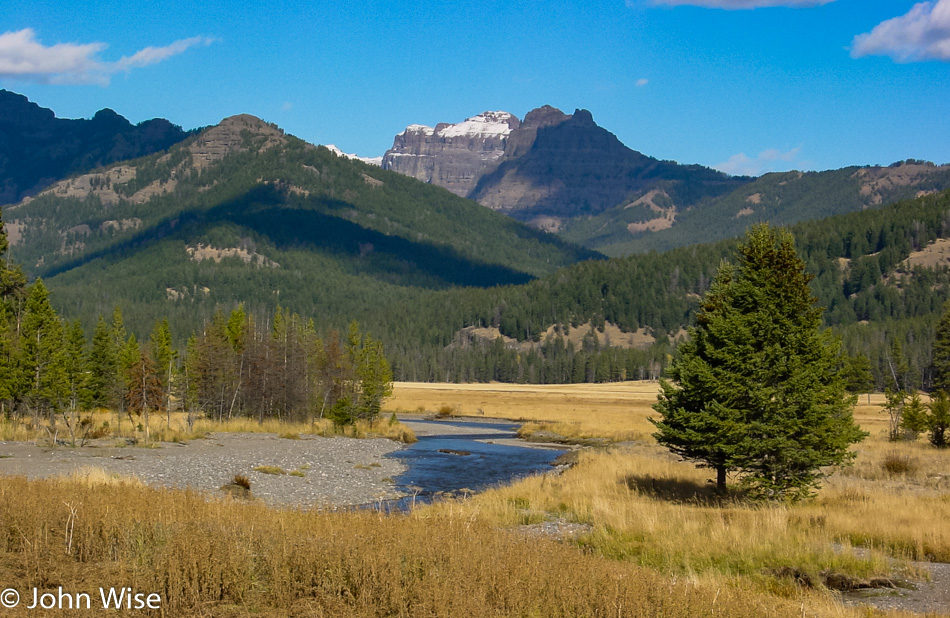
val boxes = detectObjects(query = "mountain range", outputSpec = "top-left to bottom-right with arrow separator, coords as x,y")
2,91 -> 950,387
381,106 -> 950,256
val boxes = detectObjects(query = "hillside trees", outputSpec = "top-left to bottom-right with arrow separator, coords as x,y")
651,225 -> 866,500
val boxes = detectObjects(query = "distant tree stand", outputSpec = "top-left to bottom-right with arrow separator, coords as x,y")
651,224 -> 866,501
126,345 -> 164,443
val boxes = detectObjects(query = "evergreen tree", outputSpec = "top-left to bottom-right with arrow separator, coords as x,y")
842,353 -> 875,403
0,213 -> 26,414
932,300 -> 950,392
900,391 -> 929,441
0,304 -> 20,412
85,316 -> 118,409
20,280 -> 68,422
651,224 -> 866,501
355,333 -> 393,422
926,391 -> 950,448
63,320 -> 89,412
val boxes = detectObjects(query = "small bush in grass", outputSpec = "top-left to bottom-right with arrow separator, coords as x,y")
436,404 -> 455,418
232,474 -> 251,490
881,452 -> 918,476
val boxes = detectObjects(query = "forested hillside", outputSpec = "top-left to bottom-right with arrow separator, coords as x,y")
373,189 -> 950,387
564,161 -> 950,256
2,114 -> 598,341
31,188 -> 950,390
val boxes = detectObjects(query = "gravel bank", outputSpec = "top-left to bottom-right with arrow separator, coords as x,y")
0,433 -> 408,508
840,561 -> 950,616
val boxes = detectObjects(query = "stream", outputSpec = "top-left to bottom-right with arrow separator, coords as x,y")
382,417 -> 567,510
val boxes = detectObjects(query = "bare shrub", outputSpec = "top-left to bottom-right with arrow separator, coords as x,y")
881,452 -> 919,476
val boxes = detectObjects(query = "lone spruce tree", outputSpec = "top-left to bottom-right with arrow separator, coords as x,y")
651,224 -> 866,501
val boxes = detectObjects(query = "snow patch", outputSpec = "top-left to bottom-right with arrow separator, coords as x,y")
403,124 -> 435,136
324,145 -> 383,166
437,111 -> 516,138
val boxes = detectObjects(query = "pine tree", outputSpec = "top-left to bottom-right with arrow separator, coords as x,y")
85,316 -> 118,409
63,320 -> 89,412
355,333 -> 393,422
842,353 -> 875,404
0,213 -> 26,414
651,224 -> 866,501
932,300 -> 950,392
0,304 -> 20,411
927,391 -> 950,448
20,280 -> 68,422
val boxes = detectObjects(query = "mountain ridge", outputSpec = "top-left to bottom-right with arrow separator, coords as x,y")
0,89 -> 196,205
381,106 -> 950,254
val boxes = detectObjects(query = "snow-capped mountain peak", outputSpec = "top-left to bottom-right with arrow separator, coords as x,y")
436,111 -> 518,139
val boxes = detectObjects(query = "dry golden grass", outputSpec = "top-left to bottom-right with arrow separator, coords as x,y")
0,411 -> 416,445
1,383 -> 944,616
0,474 -> 830,617
387,381 -> 658,442
398,381 -> 950,597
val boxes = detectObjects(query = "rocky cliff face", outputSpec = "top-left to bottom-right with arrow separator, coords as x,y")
381,105 -> 740,233
381,111 -> 520,197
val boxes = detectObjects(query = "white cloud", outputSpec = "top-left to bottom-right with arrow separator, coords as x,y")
115,36 -> 214,70
715,147 -> 803,176
636,78 -> 649,87
851,0 -> 950,62
0,28 -> 213,85
644,0 -> 835,9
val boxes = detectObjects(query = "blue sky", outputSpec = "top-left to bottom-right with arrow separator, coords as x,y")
2,0 -> 949,176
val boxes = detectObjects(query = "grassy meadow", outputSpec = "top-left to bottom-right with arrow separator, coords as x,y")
0,383 -> 946,616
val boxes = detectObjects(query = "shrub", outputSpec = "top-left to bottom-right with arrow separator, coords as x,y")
881,452 -> 918,476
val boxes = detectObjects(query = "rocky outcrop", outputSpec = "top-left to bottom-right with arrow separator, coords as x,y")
188,114 -> 286,170
381,111 -> 520,197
